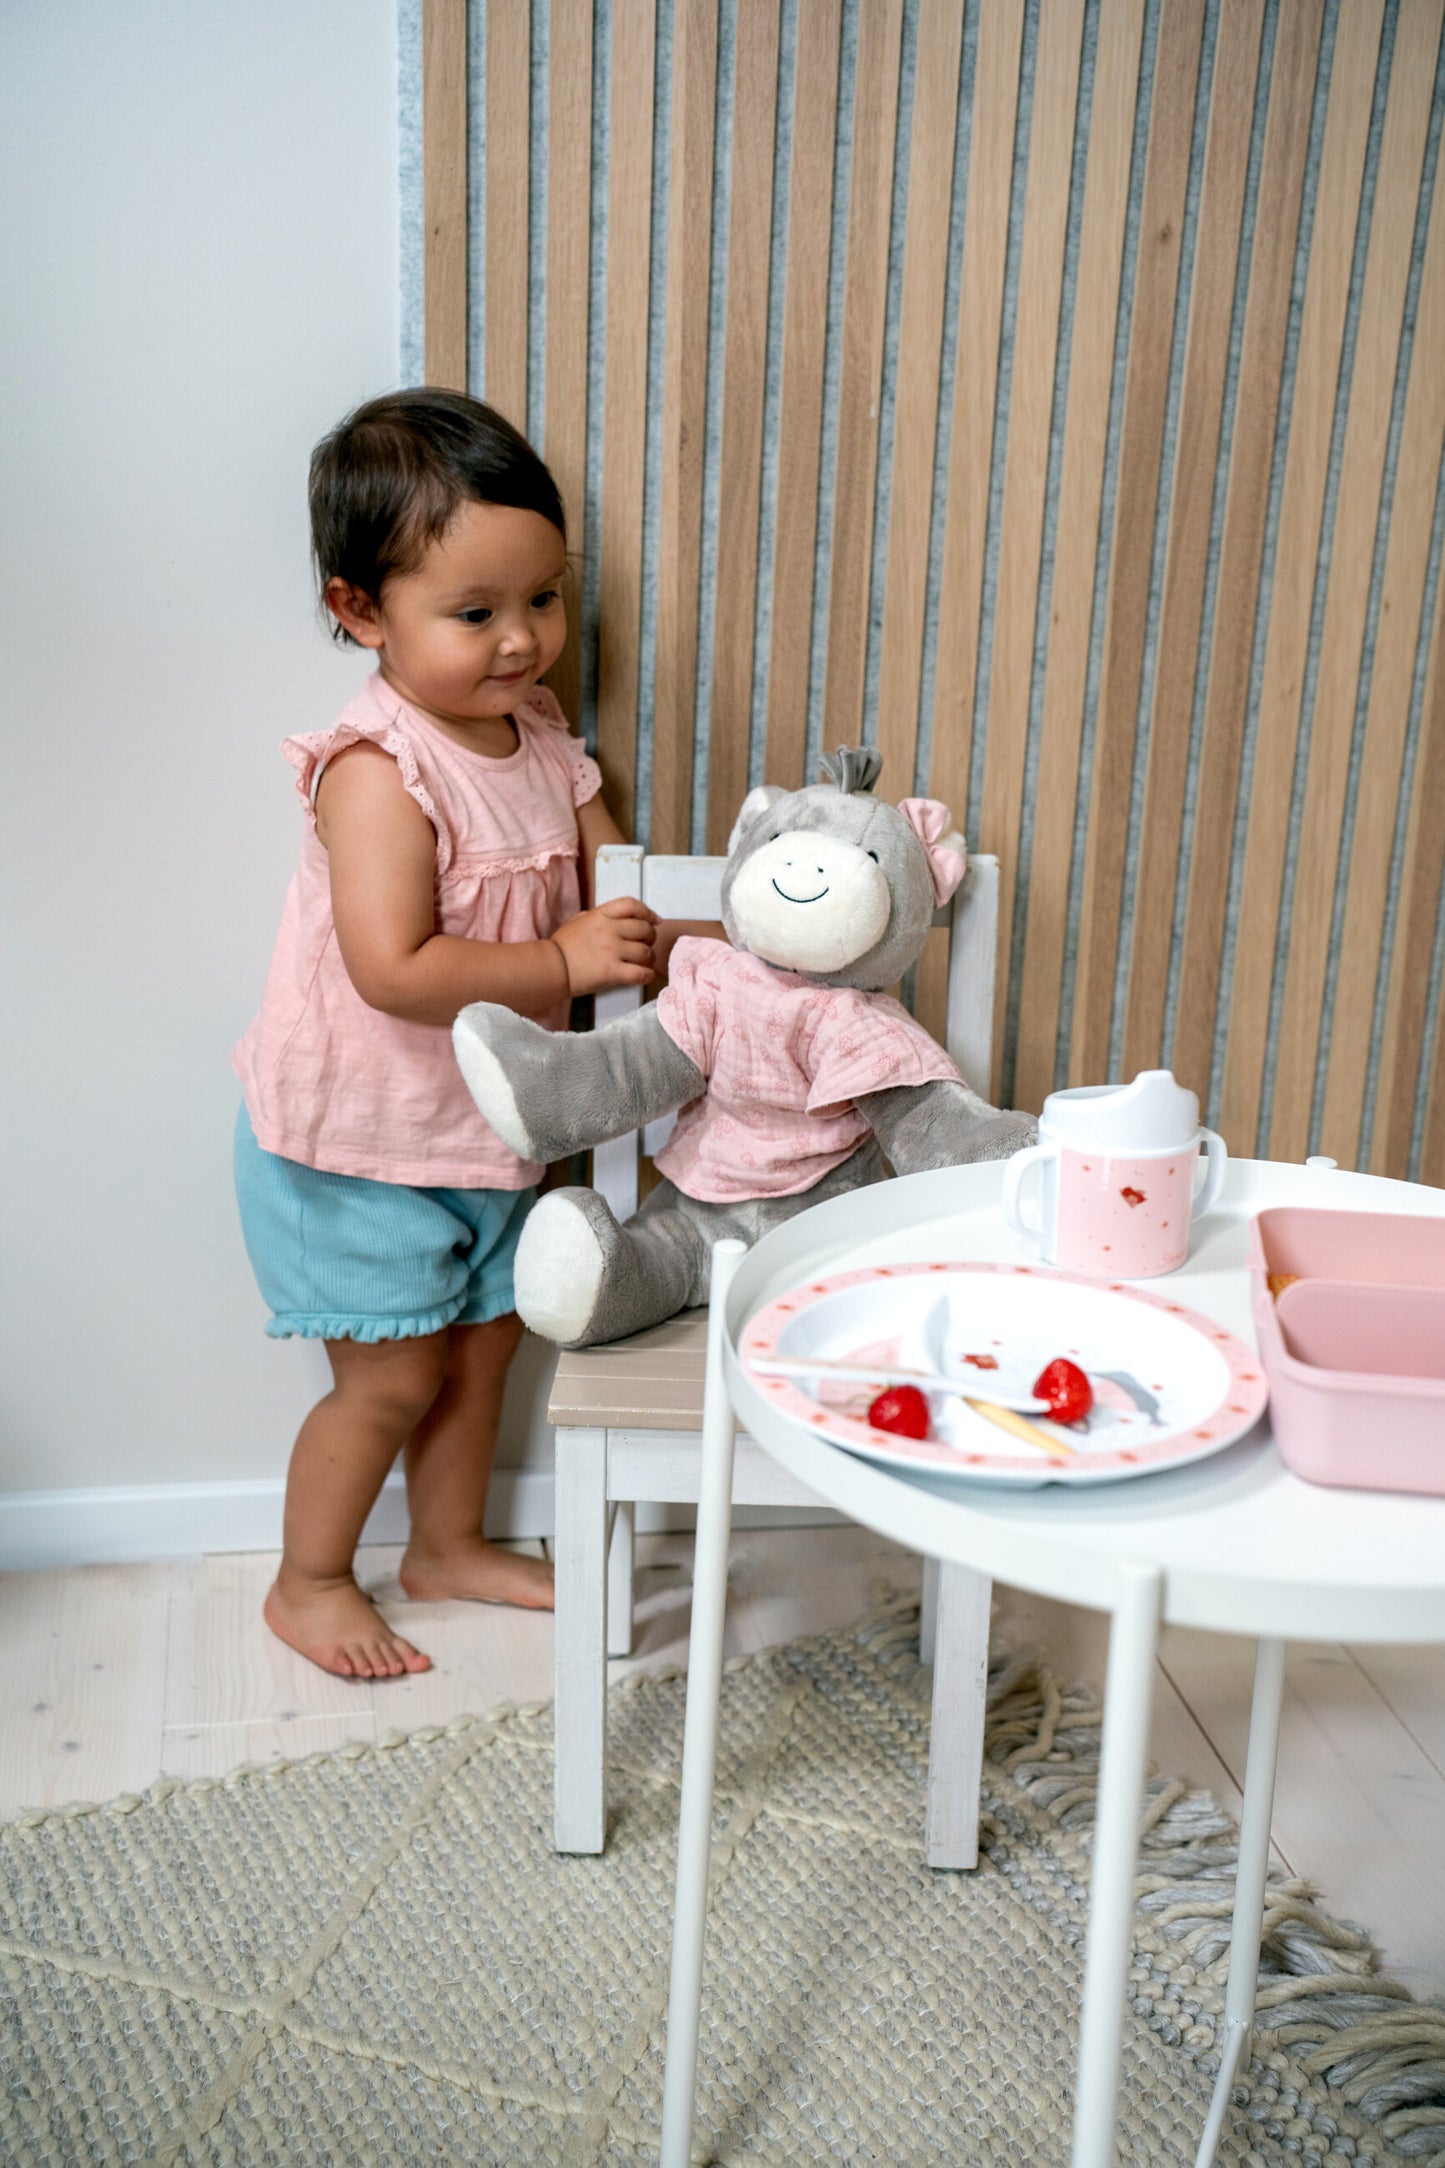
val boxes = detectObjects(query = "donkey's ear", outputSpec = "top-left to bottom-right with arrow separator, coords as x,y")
726,784 -> 787,856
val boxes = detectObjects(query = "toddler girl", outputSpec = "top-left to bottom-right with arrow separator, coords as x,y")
234,388 -> 657,1680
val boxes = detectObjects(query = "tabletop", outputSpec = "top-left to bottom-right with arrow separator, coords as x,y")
721,1158 -> 1445,1642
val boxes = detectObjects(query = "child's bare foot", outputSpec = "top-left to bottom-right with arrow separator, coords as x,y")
263,1573 -> 433,1679
398,1537 -> 555,1611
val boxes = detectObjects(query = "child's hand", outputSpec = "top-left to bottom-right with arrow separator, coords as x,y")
552,896 -> 659,996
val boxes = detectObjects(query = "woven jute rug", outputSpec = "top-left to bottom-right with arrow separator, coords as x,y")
3,1606 -> 1444,2167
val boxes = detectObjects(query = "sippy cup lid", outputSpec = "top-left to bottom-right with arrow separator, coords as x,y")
1039,1070 -> 1200,1152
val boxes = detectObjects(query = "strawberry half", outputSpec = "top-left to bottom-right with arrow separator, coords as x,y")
1032,1357 -> 1093,1426
867,1385 -> 931,1439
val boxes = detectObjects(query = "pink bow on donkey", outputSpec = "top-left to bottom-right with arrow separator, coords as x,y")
898,798 -> 968,905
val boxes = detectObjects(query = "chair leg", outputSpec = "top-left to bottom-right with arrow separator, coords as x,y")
660,1241 -> 746,2168
606,1499 -> 636,1658
925,1561 -> 991,1869
554,1426 -> 609,1854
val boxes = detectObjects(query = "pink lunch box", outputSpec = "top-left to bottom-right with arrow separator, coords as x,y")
1248,1207 -> 1445,1496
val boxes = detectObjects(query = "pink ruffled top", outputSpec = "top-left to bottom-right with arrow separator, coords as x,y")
233,671 -> 601,1188
653,939 -> 960,1203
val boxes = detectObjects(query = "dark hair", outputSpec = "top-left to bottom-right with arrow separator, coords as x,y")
309,388 -> 566,641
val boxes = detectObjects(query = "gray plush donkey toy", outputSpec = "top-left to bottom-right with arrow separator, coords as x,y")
453,749 -> 1036,1348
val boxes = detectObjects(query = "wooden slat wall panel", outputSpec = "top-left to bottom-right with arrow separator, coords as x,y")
1171,0 -> 1325,1108
916,0 -> 1026,1043
483,0 -> 530,424
1267,0 -> 1442,1162
1013,0 -> 1147,1111
927,0 -> 1025,836
1370,526 -> 1445,1176
978,0 -> 1086,1093
763,0 -> 842,792
1219,0 -> 1388,1150
874,0 -> 968,799
820,0 -> 905,752
1121,0 -> 1266,1080
1071,0 -> 1206,1087
422,0 -> 468,390
704,4 -> 782,852
652,0 -> 718,853
416,0 -> 1445,1179
1322,140 -> 1445,1164
594,0 -> 656,838
541,0 -> 594,725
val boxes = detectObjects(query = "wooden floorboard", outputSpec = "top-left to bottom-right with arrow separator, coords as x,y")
0,1533 -> 1440,1995
0,1563 -> 172,1812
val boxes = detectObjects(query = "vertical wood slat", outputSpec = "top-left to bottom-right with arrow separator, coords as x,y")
926,0 -> 1024,831
484,0 -> 531,425
1267,0 -> 1444,1164
764,0 -> 843,792
1120,0 -> 1266,1081
542,0 -> 594,724
595,0 -> 657,840
652,0 -> 719,853
1324,127 -> 1445,1164
978,0 -> 1087,1097
1171,0 -> 1325,1107
820,0 -> 905,750
423,0 -> 469,390
1369,508 -> 1445,1176
1219,0 -> 1387,1151
1424,931 -> 1445,1186
1070,0 -> 1207,1088
873,0 -> 967,799
1013,0 -> 1148,1112
1414,590 -> 1445,1184
705,4 -> 783,853
916,0 -> 1026,1043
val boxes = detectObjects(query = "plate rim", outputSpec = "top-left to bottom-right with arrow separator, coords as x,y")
739,1260 -> 1268,1487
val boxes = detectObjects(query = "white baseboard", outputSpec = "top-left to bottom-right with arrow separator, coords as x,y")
0,1475 -> 842,1573
0,1469 -> 554,1573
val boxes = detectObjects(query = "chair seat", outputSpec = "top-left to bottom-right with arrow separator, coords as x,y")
548,1309 -> 710,1432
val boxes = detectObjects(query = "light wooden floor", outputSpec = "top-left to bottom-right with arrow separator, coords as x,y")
2,1527 -> 1442,1999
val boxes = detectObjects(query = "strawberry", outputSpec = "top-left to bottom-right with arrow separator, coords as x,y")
867,1385 -> 931,1439
1032,1357 -> 1093,1426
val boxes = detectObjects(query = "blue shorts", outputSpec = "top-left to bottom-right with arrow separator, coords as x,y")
234,1106 -> 534,1341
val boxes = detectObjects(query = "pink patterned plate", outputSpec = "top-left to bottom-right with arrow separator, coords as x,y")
739,1261 -> 1268,1487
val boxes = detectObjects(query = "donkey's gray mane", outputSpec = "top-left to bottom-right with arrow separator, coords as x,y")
820,745 -> 882,796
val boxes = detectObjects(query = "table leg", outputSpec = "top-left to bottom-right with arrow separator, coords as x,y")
1072,1562 -> 1164,2168
920,1555 -> 940,1665
926,1560 -> 991,1870
1193,1635 -> 1285,2168
659,1241 -> 747,2168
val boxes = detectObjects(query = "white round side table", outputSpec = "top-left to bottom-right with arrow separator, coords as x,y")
658,1158 -> 1445,2168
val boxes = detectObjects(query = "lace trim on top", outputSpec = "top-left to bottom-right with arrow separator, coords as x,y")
450,839 -> 582,878
284,721 -> 453,877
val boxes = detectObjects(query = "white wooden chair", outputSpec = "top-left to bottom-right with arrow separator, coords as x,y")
549,841 -> 999,1857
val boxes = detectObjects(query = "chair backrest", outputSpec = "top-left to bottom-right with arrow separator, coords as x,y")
590,843 -> 1000,1223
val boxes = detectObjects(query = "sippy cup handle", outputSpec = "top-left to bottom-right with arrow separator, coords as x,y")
1001,1142 -> 1051,1242
1190,1127 -> 1228,1220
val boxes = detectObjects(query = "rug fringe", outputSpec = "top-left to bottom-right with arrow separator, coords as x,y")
849,1606 -> 1445,2162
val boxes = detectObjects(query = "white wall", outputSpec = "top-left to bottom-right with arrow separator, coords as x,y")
0,2 -> 555,1551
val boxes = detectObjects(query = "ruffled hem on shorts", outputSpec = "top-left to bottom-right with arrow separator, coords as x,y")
264,1303 -> 466,1343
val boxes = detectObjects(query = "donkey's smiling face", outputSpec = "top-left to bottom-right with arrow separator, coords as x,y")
719,748 -> 967,991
